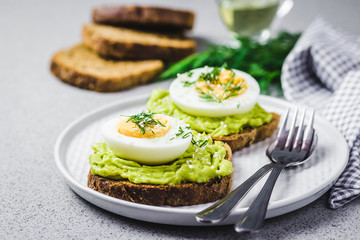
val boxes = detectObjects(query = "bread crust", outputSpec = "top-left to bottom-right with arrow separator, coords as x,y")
50,44 -> 163,92
212,113 -> 280,151
87,143 -> 232,206
93,5 -> 195,31
82,24 -> 196,61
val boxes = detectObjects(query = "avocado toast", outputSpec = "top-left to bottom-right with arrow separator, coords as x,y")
87,112 -> 233,206
146,66 -> 280,151
88,141 -> 232,206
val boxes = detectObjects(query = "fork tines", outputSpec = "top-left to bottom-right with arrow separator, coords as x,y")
275,107 -> 315,152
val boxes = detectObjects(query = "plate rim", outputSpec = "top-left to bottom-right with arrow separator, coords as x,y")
54,94 -> 349,225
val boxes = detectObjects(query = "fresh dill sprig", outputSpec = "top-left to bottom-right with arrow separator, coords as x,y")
124,112 -> 165,135
200,66 -> 221,84
197,91 -> 221,103
170,126 -> 208,148
194,68 -> 245,103
182,132 -> 192,139
192,139 -> 209,148
183,66 -> 223,89
170,126 -> 192,140
221,83 -> 244,101
176,126 -> 185,136
183,80 -> 196,87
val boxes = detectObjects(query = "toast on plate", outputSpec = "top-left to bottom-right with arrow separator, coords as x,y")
88,143 -> 232,206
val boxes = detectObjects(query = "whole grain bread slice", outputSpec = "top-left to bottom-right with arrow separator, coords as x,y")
50,44 -> 163,92
212,113 -> 280,152
93,5 -> 195,32
87,143 -> 232,206
82,23 -> 196,61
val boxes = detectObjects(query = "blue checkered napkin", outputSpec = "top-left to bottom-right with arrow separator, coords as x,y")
281,18 -> 360,209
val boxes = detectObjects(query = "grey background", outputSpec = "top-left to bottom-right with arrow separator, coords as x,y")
1,0 -> 360,239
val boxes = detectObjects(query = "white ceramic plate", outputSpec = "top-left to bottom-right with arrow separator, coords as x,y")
54,94 -> 348,226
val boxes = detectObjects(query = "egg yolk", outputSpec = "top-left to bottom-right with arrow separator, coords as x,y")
116,116 -> 170,138
195,69 -> 247,102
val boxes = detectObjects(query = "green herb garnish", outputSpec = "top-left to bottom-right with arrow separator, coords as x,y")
197,91 -> 220,103
186,72 -> 193,77
170,126 -> 193,140
170,126 -> 207,148
192,139 -> 209,148
124,112 -> 165,135
183,80 -> 196,87
176,126 -> 185,136
192,67 -> 245,103
158,32 -> 300,95
171,126 -> 185,140
182,132 -> 192,139
199,66 -> 221,83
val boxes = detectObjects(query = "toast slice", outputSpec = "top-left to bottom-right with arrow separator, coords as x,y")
50,44 -> 163,92
87,143 -> 232,206
93,5 -> 195,32
82,23 -> 196,61
212,113 -> 280,151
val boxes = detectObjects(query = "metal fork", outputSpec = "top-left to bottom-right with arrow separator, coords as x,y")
196,108 -> 317,225
234,108 -> 315,232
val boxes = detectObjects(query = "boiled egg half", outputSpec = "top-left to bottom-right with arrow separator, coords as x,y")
169,66 -> 260,117
102,112 -> 192,165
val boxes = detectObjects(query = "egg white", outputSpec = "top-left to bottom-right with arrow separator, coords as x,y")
169,67 -> 260,117
102,114 -> 192,165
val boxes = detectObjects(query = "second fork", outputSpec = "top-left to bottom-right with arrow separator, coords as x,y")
235,108 -> 316,232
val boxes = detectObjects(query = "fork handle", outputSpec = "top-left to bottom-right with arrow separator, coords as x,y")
196,163 -> 275,223
234,163 -> 286,232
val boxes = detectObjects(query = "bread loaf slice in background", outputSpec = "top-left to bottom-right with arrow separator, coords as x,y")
82,23 -> 196,61
50,44 -> 163,92
93,5 -> 195,32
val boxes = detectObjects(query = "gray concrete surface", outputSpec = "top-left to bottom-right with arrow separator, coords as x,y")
1,0 -> 360,239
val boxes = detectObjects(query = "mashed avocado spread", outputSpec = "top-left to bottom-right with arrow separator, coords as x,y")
89,132 -> 233,185
146,89 -> 272,137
